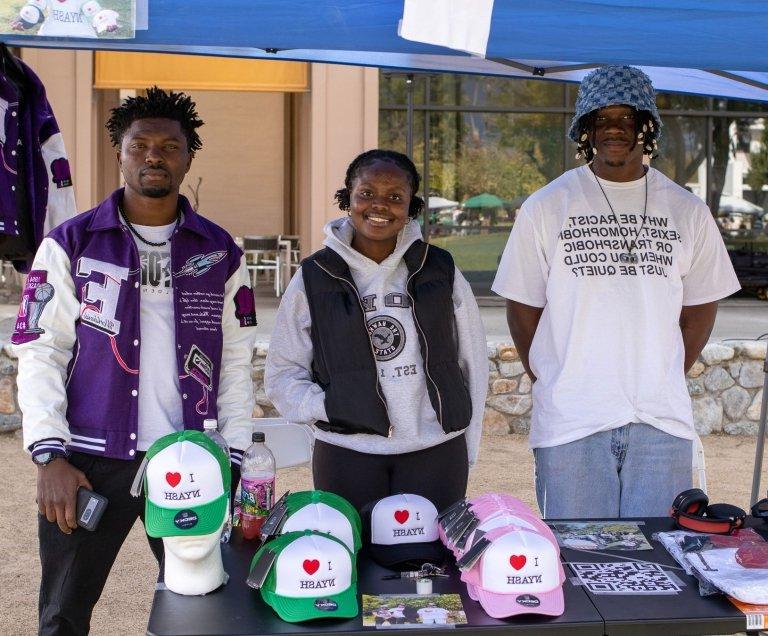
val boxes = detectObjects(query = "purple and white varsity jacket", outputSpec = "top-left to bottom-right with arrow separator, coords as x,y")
13,189 -> 258,464
0,54 -> 76,262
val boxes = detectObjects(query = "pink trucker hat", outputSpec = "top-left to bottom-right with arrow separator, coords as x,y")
469,493 -> 529,510
440,493 -> 536,550
455,512 -> 541,558
462,526 -> 565,618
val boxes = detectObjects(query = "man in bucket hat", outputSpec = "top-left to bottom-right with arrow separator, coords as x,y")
493,66 -> 739,519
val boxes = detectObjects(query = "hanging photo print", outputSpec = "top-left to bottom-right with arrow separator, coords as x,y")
0,0 -> 136,39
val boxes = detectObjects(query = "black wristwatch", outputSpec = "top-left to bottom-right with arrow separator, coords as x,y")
32,452 -> 64,466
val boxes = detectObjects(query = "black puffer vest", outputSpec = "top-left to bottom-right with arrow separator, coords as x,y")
301,240 -> 472,437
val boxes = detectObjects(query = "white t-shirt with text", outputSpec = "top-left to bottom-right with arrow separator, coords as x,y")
418,607 -> 449,624
492,165 -> 740,449
127,221 -> 184,451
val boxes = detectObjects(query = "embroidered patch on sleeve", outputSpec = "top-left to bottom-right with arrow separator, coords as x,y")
50,158 -> 73,188
233,285 -> 257,327
12,270 -> 55,345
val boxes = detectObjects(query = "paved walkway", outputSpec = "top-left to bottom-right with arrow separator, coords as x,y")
244,290 -> 767,342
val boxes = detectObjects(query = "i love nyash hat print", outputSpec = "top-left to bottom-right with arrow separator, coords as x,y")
252,530 -> 359,622
362,493 -> 445,569
461,526 -> 565,618
143,430 -> 231,538
280,490 -> 362,553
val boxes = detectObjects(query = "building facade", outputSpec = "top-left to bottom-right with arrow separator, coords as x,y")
19,49 -> 768,297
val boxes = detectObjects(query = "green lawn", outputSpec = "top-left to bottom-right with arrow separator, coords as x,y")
430,231 -> 511,272
724,235 -> 768,251
429,229 -> 768,273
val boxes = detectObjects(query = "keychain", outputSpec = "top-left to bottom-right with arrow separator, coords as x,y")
381,563 -> 448,580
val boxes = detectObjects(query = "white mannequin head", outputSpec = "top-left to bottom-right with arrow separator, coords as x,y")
162,505 -> 229,596
142,430 -> 233,595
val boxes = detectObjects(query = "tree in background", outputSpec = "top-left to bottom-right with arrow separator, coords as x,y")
746,121 -> 768,210
457,145 -> 546,205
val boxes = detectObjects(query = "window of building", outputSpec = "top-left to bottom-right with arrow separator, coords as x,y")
380,72 -> 768,296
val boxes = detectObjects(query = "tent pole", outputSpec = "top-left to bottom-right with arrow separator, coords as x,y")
406,74 -> 414,158
487,59 -> 603,75
750,355 -> 768,505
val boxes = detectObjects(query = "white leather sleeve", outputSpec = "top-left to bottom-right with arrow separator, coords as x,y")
14,238 -> 79,452
216,255 -> 257,456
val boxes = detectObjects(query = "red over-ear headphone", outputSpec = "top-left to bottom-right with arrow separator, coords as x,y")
670,488 -> 746,535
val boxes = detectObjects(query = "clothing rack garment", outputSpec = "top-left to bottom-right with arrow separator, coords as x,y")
0,44 -> 76,271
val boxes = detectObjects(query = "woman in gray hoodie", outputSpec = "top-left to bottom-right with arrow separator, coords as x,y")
265,150 -> 488,511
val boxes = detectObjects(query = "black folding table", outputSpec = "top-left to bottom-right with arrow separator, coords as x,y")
147,530 -> 604,636
147,518 -> 768,636
558,517 -> 767,636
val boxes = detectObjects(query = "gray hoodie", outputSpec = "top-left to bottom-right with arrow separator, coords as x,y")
264,217 -> 489,464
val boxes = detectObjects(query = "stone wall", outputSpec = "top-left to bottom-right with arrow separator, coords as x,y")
0,347 -> 20,433
1,339 -> 766,436
483,340 -> 766,436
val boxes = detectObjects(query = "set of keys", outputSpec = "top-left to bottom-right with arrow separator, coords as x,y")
381,563 -> 448,580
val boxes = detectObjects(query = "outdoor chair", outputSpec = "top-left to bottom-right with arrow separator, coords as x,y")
243,236 -> 281,297
277,234 -> 301,294
251,418 -> 313,469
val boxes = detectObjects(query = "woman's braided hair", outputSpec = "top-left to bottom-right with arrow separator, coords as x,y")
334,149 -> 424,218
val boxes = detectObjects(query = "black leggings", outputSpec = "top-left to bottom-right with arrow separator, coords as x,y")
312,434 -> 468,512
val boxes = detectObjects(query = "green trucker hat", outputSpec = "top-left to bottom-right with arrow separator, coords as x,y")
280,490 -> 362,553
144,430 -> 231,538
252,530 -> 358,622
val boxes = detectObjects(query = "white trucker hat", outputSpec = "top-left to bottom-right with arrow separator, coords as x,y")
363,493 -> 444,569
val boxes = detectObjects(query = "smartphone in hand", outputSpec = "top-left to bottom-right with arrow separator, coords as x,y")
75,487 -> 108,531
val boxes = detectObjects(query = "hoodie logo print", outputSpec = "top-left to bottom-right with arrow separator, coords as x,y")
367,315 -> 405,362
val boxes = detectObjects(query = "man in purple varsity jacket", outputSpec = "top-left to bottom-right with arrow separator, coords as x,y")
13,87 -> 257,635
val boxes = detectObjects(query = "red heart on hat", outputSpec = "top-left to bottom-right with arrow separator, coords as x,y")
394,510 -> 409,524
165,472 -> 181,487
303,559 -> 320,575
509,554 -> 527,570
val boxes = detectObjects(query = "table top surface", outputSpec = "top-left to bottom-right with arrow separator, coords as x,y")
147,517 -> 768,636
558,517 -> 766,636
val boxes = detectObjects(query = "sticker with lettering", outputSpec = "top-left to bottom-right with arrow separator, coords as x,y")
314,599 -> 339,612
173,510 -> 199,530
516,595 -> 541,608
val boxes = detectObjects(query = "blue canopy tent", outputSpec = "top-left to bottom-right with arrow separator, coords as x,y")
2,1 -> 768,100
3,0 -> 767,502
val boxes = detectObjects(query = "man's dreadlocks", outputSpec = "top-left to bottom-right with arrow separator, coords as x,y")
574,109 -> 659,163
105,86 -> 204,152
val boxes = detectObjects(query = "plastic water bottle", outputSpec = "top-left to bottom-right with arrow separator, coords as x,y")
203,418 -> 232,543
240,431 -> 275,541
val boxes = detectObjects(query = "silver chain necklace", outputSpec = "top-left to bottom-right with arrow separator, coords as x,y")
592,169 -> 648,264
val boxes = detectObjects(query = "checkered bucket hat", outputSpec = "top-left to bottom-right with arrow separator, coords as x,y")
568,65 -> 662,142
